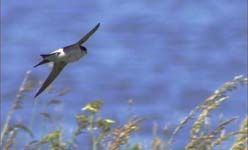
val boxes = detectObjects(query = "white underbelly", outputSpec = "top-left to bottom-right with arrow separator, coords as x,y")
50,47 -> 85,63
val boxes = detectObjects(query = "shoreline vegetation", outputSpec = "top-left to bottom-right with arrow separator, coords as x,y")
1,70 -> 247,150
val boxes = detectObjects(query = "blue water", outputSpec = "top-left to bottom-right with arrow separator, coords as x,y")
1,0 -> 247,149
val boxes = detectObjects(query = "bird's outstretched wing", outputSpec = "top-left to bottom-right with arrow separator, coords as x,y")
35,62 -> 67,97
77,23 -> 100,45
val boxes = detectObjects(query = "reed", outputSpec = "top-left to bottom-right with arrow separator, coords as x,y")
1,72 -> 247,150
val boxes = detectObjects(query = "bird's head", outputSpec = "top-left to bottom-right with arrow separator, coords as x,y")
80,46 -> 87,54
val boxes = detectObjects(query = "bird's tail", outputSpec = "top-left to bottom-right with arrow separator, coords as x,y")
34,59 -> 50,68
40,53 -> 55,59
34,53 -> 56,68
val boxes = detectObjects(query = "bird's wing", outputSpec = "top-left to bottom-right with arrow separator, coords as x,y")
35,62 -> 67,97
77,23 -> 100,45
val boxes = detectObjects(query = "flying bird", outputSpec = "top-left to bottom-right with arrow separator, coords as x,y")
34,23 -> 100,97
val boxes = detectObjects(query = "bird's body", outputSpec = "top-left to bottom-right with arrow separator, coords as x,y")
45,45 -> 86,63
34,23 -> 100,97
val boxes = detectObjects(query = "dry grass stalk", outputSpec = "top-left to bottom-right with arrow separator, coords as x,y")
186,118 -> 237,150
212,131 -> 241,147
3,124 -> 34,150
190,75 -> 247,137
191,96 -> 229,136
109,118 -> 142,150
1,70 -> 247,149
3,128 -> 17,150
185,75 -> 247,150
152,137 -> 161,150
231,117 -> 248,150
1,70 -> 34,146
168,75 -> 247,149
168,105 -> 202,145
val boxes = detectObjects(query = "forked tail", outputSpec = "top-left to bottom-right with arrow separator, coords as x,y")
33,54 -> 54,68
34,59 -> 50,68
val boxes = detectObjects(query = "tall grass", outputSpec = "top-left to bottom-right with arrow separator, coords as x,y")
0,71 -> 247,150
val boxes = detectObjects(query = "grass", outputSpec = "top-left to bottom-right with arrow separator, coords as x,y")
0,70 -> 247,150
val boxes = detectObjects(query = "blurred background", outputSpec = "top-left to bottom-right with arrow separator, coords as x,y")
1,0 -> 247,149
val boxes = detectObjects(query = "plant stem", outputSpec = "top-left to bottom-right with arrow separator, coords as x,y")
89,113 -> 97,150
29,98 -> 38,130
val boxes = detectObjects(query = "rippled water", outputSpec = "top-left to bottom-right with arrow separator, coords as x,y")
1,0 -> 247,149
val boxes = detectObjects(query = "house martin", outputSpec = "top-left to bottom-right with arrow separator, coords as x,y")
34,23 -> 100,97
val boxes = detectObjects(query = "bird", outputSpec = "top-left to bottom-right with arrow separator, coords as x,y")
34,23 -> 100,98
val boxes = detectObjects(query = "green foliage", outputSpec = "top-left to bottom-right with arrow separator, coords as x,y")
79,100 -> 115,150
76,114 -> 89,129
131,144 -> 142,150
40,130 -> 63,150
97,119 -> 115,133
82,100 -> 103,113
